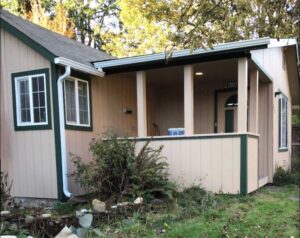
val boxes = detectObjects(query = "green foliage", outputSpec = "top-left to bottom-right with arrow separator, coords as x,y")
71,134 -> 177,202
273,167 -> 297,186
53,202 -> 75,215
176,186 -> 217,218
292,108 -> 300,126
291,156 -> 300,184
0,171 -> 12,210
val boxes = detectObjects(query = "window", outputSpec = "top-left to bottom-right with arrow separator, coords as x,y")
64,77 -> 91,128
12,69 -> 51,130
279,95 -> 288,150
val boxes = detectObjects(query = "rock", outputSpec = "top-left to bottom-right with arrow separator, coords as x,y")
150,199 -> 164,206
111,205 -> 117,209
117,202 -> 130,207
55,226 -> 78,238
92,199 -> 106,212
41,213 -> 51,219
25,215 -> 34,224
134,197 -> 143,204
79,214 -> 93,229
0,236 -> 17,238
0,210 -> 10,216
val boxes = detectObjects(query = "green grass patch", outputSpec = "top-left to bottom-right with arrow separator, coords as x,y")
106,185 -> 299,238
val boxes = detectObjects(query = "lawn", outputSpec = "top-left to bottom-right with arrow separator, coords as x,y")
1,185 -> 299,237
111,185 -> 299,238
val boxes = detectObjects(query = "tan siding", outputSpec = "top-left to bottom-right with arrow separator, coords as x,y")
248,136 -> 258,192
252,48 -> 292,171
65,73 -> 137,195
136,136 -> 241,194
0,29 -> 57,198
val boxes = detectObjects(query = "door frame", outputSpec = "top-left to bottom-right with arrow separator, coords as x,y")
214,88 -> 237,133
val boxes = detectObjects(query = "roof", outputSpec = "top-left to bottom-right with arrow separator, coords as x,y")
0,9 -> 114,67
93,38 -> 298,74
93,38 -> 272,73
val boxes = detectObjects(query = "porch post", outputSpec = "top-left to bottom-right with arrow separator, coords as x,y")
237,58 -> 248,132
184,65 -> 194,135
249,70 -> 259,133
136,71 -> 147,137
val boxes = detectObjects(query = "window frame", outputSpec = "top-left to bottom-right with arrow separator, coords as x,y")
278,93 -> 288,152
11,68 -> 52,131
64,76 -> 92,131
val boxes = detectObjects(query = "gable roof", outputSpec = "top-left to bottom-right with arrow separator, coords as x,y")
0,9 -> 114,67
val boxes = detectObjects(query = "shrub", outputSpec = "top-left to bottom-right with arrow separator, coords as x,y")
291,156 -> 300,184
176,186 -> 216,218
1,171 -> 12,210
71,134 -> 177,202
273,167 -> 297,186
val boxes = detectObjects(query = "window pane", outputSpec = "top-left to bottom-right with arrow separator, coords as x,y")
32,77 -> 38,92
18,79 -> 31,123
65,80 -> 76,122
78,81 -> 89,125
32,76 -> 46,123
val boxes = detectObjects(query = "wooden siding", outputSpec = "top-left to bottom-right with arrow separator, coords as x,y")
0,29 -> 57,198
135,135 -> 241,194
248,136 -> 259,193
252,48 -> 292,172
65,73 -> 137,195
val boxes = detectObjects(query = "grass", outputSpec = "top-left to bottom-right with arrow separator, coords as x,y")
107,185 -> 299,238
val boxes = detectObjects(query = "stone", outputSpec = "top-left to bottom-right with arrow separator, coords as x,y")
79,214 -> 93,229
55,226 -> 78,238
111,205 -> 117,209
150,199 -> 164,206
117,202 -> 130,207
25,215 -> 34,224
92,199 -> 106,213
0,210 -> 10,216
41,213 -> 51,218
0,236 -> 17,238
134,197 -> 143,204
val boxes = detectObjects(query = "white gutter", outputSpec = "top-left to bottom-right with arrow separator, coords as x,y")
57,66 -> 72,198
54,57 -> 105,77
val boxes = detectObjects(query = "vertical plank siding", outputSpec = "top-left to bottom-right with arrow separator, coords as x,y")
0,30 -> 57,198
247,136 -> 259,193
136,136 -> 241,194
65,73 -> 137,195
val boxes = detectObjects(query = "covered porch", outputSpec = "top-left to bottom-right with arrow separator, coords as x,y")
132,57 -> 272,194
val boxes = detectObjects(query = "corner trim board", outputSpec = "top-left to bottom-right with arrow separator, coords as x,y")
50,63 -> 65,201
240,134 -> 248,195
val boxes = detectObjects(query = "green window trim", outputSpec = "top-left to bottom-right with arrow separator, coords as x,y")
240,134 -> 248,195
11,68 -> 52,131
63,76 -> 93,132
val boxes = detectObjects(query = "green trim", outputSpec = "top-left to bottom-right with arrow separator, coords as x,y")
51,63 -> 64,201
240,134 -> 248,195
11,68 -> 52,131
64,76 -> 93,132
0,19 -> 56,62
278,148 -> 288,152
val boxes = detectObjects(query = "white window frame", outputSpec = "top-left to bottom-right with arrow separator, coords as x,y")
64,77 -> 91,127
14,73 -> 48,126
279,94 -> 288,150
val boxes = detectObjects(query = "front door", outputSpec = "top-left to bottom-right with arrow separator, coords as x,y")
217,91 -> 238,133
225,109 -> 234,133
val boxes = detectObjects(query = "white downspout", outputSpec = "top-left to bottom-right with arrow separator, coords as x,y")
57,66 -> 72,198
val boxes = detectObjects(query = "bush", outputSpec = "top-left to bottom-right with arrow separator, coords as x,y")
71,134 -> 177,202
291,156 -> 300,184
176,186 -> 216,218
273,167 -> 297,186
1,171 -> 12,210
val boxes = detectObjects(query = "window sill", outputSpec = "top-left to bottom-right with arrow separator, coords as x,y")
278,148 -> 288,152
14,124 -> 52,131
65,124 -> 93,131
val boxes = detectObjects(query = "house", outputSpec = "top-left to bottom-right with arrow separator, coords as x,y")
1,9 -> 299,201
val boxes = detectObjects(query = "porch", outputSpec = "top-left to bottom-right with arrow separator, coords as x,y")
131,57 -> 272,194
